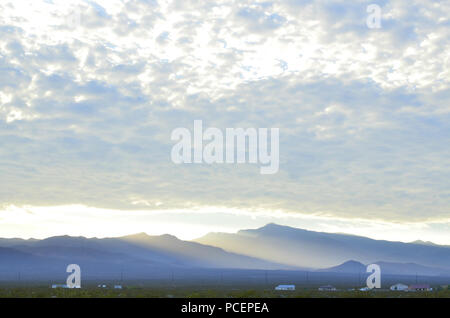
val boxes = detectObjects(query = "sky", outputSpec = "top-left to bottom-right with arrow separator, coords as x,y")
0,0 -> 449,244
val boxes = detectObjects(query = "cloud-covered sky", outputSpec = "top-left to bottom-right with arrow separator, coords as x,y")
0,0 -> 449,242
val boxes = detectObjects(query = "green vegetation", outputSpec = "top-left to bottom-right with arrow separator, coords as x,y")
0,285 -> 449,298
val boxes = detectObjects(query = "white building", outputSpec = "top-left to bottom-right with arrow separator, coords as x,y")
318,285 -> 337,291
390,283 -> 408,291
114,285 -> 123,289
51,284 -> 69,289
408,284 -> 432,292
275,285 -> 295,291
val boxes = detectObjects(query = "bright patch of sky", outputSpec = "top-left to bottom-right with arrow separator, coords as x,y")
1,205 -> 449,245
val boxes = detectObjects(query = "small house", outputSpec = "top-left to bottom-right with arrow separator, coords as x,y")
390,283 -> 408,291
318,285 -> 337,291
51,284 -> 69,289
275,285 -> 295,291
408,284 -> 432,292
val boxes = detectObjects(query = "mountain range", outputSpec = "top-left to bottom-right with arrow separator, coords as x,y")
0,224 -> 449,281
0,232 -> 288,275
194,223 -> 450,271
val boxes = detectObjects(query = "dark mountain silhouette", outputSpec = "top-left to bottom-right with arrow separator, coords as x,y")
1,224 -> 449,282
0,232 -> 292,280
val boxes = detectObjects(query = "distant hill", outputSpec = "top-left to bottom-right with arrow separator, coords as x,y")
194,223 -> 450,270
319,260 -> 450,277
318,260 -> 366,274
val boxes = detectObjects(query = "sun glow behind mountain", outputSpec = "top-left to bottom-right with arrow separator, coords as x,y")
0,205 -> 448,245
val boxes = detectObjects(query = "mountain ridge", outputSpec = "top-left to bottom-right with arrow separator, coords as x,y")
0,231 -> 293,273
195,223 -> 450,270
1,224 -> 449,280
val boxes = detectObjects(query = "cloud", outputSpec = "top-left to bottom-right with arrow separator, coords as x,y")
0,0 -> 449,228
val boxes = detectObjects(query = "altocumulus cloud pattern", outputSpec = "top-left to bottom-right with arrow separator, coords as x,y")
0,1 -> 449,234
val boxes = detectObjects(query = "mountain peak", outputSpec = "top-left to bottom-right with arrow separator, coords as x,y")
158,234 -> 178,240
319,260 -> 366,273
240,223 -> 296,233
262,223 -> 285,229
122,232 -> 151,240
238,223 -> 310,237
342,260 -> 365,266
41,235 -> 87,242
263,223 -> 296,229
412,240 -> 438,246
121,232 -> 180,242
